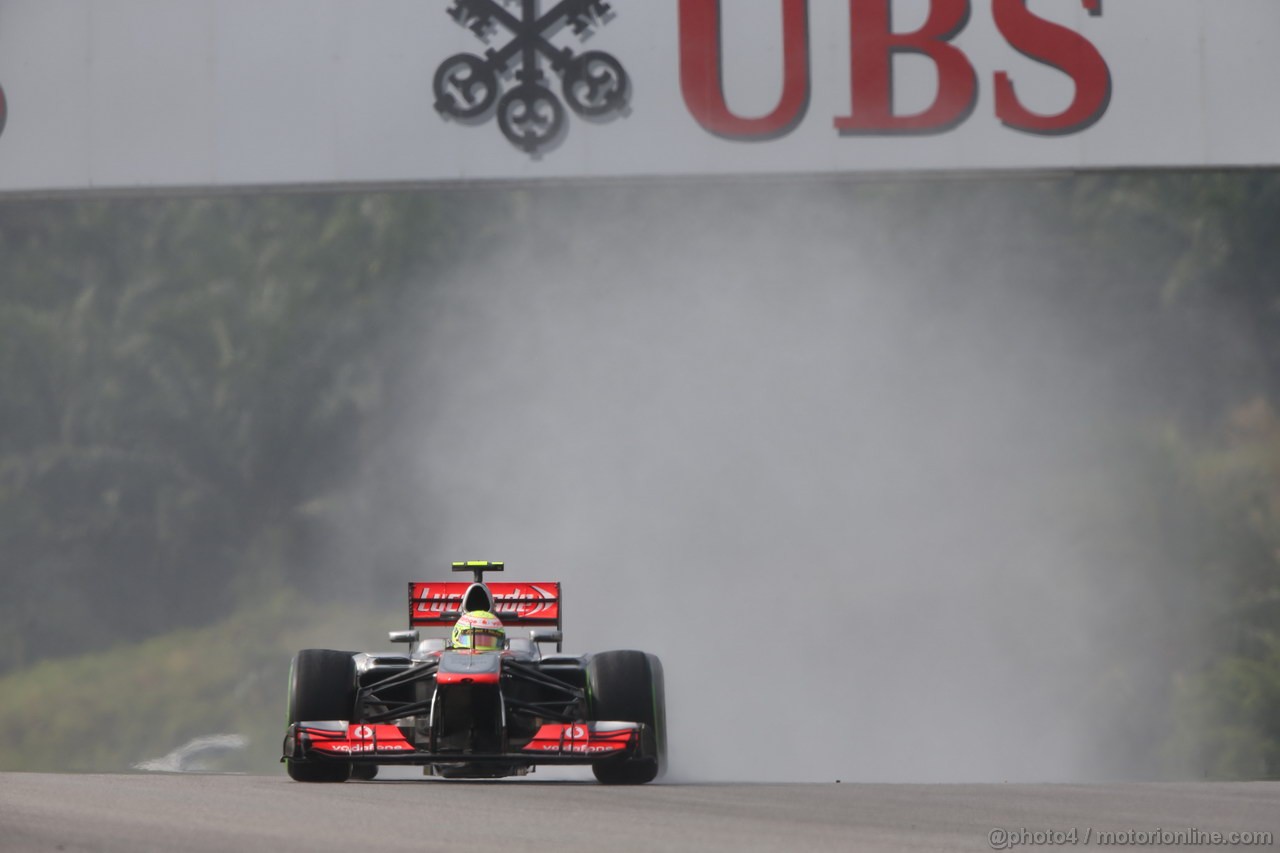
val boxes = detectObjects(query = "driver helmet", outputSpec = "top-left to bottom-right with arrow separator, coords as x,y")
451,610 -> 505,651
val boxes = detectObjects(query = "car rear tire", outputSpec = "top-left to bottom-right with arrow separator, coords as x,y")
286,649 -> 356,783
586,650 -> 666,784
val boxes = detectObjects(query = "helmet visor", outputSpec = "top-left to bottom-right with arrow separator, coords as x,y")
467,629 -> 504,651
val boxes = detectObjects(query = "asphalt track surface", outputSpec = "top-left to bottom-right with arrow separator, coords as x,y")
2,774 -> 1278,853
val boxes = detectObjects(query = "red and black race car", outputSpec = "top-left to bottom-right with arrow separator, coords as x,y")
282,561 -> 666,784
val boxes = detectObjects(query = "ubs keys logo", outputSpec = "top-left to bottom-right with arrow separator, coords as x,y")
434,0 -> 630,155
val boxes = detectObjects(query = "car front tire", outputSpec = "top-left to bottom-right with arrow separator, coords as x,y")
285,649 -> 356,783
586,650 -> 667,784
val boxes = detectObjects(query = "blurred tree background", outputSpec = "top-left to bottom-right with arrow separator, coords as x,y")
0,175 -> 1278,776
0,193 -> 505,667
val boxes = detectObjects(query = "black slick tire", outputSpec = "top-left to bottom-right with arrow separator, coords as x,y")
586,650 -> 667,784
286,649 -> 356,783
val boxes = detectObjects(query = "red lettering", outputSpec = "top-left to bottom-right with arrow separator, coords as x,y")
835,0 -> 977,135
993,0 -> 1112,135
679,0 -> 810,140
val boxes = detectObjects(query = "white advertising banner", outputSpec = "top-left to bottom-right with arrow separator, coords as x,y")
0,0 -> 1276,194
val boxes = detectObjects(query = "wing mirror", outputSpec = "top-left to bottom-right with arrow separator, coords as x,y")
530,628 -> 563,652
388,629 -> 420,644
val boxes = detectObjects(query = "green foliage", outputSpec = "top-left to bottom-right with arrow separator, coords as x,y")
0,593 -> 398,773
1168,644 -> 1280,779
1154,402 -> 1280,778
0,193 -> 515,671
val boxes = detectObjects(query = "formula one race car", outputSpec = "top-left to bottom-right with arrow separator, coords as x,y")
282,561 -> 666,784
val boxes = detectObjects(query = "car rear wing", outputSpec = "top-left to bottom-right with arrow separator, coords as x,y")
408,581 -> 562,630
